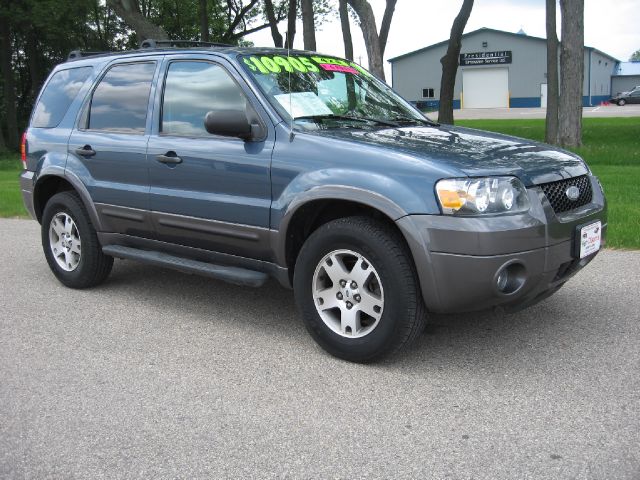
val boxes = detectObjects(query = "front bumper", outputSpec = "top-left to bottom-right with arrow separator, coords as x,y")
397,175 -> 607,313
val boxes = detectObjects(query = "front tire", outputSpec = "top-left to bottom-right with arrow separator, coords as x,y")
41,191 -> 113,289
294,216 -> 425,362
618,99 -> 626,106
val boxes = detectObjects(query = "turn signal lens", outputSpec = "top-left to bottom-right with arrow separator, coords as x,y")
437,189 -> 466,210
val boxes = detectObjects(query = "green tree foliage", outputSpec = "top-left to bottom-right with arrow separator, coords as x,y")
0,0 -> 278,150
1,0 -> 132,148
630,49 -> 640,62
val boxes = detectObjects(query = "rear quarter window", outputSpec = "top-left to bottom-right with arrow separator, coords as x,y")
32,67 -> 93,128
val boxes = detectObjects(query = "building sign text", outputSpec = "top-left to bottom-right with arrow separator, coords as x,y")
459,51 -> 512,66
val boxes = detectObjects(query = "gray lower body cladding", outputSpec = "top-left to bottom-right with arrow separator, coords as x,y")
427,244 -> 598,313
397,177 -> 607,314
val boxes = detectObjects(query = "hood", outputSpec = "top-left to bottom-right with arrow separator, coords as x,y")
313,124 -> 589,186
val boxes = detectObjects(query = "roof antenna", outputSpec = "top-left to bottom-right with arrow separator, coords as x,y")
287,32 -> 295,142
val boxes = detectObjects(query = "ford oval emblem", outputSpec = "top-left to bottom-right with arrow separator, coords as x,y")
566,185 -> 580,201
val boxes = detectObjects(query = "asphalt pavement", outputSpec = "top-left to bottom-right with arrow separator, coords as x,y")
1,219 -> 639,479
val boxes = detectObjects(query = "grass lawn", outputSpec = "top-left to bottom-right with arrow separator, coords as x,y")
457,118 -> 640,249
0,153 -> 27,218
0,117 -> 637,248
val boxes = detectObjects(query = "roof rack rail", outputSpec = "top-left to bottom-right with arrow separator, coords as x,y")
139,39 -> 232,49
67,50 -> 111,61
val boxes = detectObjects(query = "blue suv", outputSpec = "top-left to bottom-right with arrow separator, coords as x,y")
20,40 -> 606,362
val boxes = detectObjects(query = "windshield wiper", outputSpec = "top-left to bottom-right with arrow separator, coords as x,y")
390,115 -> 439,127
294,114 -> 399,127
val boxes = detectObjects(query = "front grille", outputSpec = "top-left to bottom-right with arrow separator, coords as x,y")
540,175 -> 593,213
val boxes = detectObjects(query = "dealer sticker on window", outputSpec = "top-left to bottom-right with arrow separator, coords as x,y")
579,221 -> 601,258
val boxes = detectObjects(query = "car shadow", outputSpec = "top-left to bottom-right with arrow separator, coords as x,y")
100,259 -> 602,373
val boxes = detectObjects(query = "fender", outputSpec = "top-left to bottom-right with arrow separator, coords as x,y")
272,168 -> 428,224
271,180 -> 444,311
33,168 -> 103,231
271,176 -> 419,268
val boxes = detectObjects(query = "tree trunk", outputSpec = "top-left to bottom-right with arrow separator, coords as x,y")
0,14 -> 18,150
199,0 -> 209,42
338,0 -> 353,60
93,0 -> 105,47
264,0 -> 283,47
378,0 -> 397,57
438,0 -> 474,125
558,0 -> 584,147
285,0 -> 297,49
545,0 -> 559,144
107,0 -> 168,41
26,28 -> 43,100
301,0 -> 316,51
347,0 -> 384,80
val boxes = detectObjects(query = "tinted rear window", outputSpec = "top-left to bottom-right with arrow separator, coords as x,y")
32,67 -> 92,128
88,62 -> 156,133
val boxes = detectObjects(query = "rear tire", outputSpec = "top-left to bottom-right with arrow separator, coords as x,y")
41,191 -> 113,289
294,216 -> 426,362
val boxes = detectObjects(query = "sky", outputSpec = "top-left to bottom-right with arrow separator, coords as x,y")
246,0 -> 639,80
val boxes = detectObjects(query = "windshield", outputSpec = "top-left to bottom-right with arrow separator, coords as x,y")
240,53 -> 429,129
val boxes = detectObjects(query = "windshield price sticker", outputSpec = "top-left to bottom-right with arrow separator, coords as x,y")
320,64 -> 358,74
273,92 -> 333,118
243,55 -> 368,77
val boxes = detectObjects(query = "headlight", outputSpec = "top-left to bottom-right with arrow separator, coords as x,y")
435,176 -> 530,215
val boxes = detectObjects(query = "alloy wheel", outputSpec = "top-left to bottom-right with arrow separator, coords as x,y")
312,249 -> 385,338
49,212 -> 82,272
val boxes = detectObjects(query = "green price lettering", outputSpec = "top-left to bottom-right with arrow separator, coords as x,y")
260,56 -> 281,73
244,55 -> 325,74
272,56 -> 294,73
243,58 -> 257,71
287,57 -> 307,72
350,62 -> 372,77
249,56 -> 269,74
311,56 -> 350,67
298,57 -> 319,72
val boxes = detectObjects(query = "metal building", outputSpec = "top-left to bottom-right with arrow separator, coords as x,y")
388,27 -> 618,109
611,62 -> 640,95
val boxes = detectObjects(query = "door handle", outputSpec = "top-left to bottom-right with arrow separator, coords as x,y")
75,146 -> 96,157
156,152 -> 183,165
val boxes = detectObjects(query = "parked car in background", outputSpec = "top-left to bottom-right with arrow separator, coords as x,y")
610,86 -> 640,105
20,40 -> 607,362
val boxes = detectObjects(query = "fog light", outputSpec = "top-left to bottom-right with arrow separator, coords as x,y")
496,270 -> 508,291
495,262 -> 526,294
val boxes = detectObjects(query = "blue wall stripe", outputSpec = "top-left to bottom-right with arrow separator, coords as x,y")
509,97 -> 541,108
585,95 -> 611,106
413,95 -> 613,110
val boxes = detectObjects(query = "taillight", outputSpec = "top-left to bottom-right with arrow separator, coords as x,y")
20,132 -> 27,169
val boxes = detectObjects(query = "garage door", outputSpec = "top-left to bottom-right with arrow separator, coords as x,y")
462,67 -> 509,108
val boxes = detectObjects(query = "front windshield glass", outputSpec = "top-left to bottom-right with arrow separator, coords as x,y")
240,53 -> 429,129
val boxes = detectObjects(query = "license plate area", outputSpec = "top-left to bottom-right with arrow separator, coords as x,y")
574,221 -> 602,259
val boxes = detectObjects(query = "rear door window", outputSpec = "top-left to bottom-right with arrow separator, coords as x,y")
88,62 -> 156,133
32,67 -> 92,128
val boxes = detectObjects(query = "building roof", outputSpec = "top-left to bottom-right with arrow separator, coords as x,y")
388,27 -> 619,64
614,62 -> 640,76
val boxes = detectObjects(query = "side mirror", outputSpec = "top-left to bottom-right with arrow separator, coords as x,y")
204,109 -> 264,141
